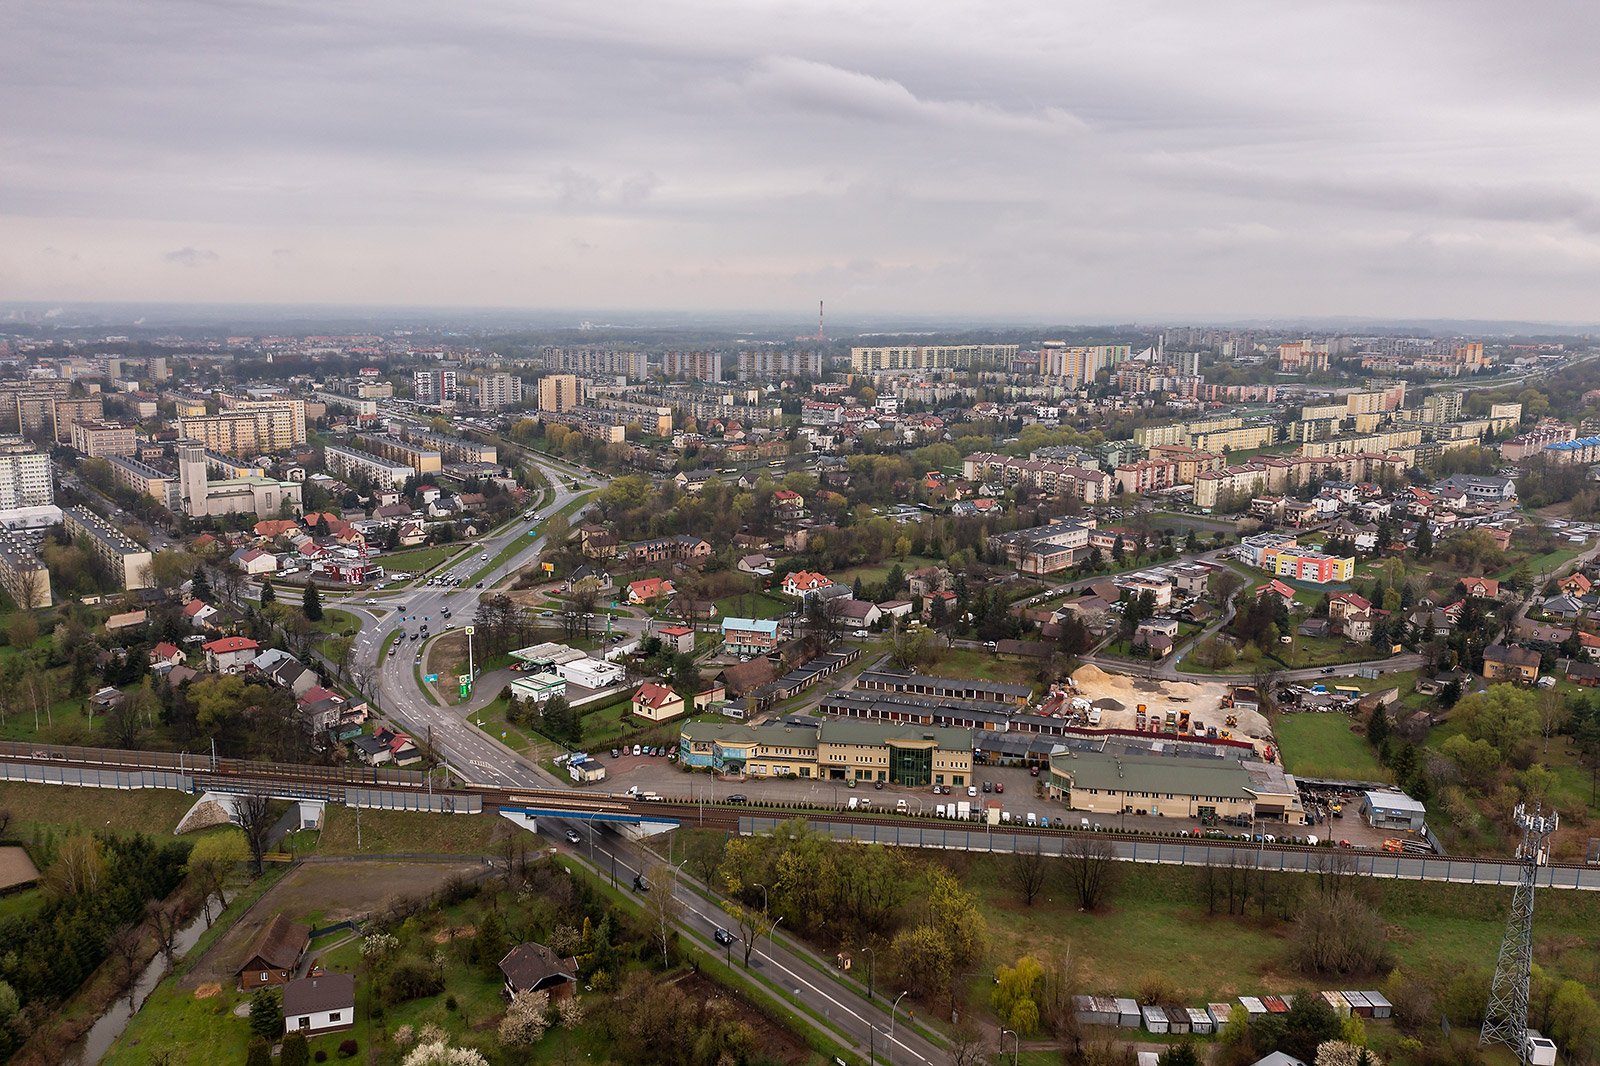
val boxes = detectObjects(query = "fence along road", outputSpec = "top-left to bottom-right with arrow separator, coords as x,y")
8,739 -> 1600,889
747,817 -> 1600,892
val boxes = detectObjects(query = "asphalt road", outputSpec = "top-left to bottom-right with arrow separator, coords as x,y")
558,820 -> 946,1065
342,455 -> 600,790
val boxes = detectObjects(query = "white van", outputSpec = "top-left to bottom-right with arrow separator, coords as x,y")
1025,812 -> 1038,827
895,799 -> 908,813
935,804 -> 947,818
848,797 -> 860,810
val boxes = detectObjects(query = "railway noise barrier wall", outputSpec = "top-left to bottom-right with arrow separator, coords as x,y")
347,788 -> 482,814
1,759 -> 194,792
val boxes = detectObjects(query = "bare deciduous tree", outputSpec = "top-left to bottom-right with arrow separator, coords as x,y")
1008,839 -> 1050,907
146,898 -> 184,967
107,923 -> 145,1010
1061,834 -> 1117,911
642,863 -> 682,967
234,792 -> 274,876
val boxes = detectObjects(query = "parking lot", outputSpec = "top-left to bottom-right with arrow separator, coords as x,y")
589,749 -> 1418,848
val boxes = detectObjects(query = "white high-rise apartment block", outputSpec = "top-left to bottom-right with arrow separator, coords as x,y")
477,372 -> 524,410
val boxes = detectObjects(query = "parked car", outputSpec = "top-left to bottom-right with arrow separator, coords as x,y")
967,785 -> 978,797
726,794 -> 748,804
982,781 -> 993,793
632,744 -> 642,756
994,782 -> 1005,794
611,748 -> 621,758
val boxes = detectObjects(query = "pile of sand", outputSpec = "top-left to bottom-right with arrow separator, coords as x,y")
1070,663 -> 1112,686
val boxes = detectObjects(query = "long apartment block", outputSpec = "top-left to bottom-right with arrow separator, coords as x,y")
63,505 -> 153,590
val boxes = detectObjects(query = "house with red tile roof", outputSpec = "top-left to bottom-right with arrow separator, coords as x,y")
150,642 -> 184,670
631,681 -> 686,723
627,577 -> 675,605
203,636 -> 259,674
781,570 -> 834,599
1460,576 -> 1500,599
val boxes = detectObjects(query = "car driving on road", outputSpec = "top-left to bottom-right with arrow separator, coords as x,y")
564,829 -> 582,845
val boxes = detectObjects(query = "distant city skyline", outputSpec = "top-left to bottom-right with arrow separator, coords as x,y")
5,2 -> 1600,322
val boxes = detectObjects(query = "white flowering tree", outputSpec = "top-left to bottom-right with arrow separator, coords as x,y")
497,989 -> 551,1047
401,1042 -> 490,1066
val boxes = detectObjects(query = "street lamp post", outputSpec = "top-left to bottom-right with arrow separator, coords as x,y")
769,914 -> 784,960
860,945 -> 876,1000
1001,1027 -> 1019,1066
888,990 -> 909,1066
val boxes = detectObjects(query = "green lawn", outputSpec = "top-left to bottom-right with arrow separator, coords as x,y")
714,590 -> 790,621
962,854 -> 1600,1004
379,542 -> 471,576
316,804 -> 510,855
0,781 -> 199,839
1496,544 -> 1584,581
466,693 -> 541,753
1272,712 -> 1391,782
923,646 -> 1041,689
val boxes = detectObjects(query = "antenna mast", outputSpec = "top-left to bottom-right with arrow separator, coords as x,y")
1481,802 -> 1559,1063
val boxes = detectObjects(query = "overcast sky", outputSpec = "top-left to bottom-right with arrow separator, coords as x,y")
4,1 -> 1600,323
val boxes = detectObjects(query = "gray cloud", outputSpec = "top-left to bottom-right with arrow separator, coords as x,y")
2,1 -> 1600,320
163,247 -> 219,267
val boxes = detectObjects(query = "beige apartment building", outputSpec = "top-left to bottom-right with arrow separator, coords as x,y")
1189,424 -> 1277,454
63,505 -> 153,590
177,412 -> 260,456
352,433 -> 443,474
0,527 -> 50,609
1036,343 -> 1128,387
476,372 -> 523,410
70,419 -> 139,458
229,398 -> 307,450
537,374 -> 582,413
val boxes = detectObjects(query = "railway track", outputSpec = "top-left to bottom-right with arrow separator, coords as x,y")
6,740 -> 1597,885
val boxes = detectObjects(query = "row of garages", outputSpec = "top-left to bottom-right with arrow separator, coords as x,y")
1074,989 -> 1393,1034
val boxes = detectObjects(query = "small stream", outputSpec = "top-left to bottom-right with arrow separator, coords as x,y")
66,896 -> 220,1066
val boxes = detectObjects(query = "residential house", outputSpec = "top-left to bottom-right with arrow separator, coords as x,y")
632,681 -> 686,723
626,577 -> 675,605
621,534 -> 712,566
781,570 -> 834,599
183,599 -> 220,630
1561,572 -> 1593,597
922,589 -> 958,621
721,617 -> 780,656
349,734 -> 393,765
674,469 -> 716,494
1460,576 -> 1501,599
149,642 -> 184,671
1327,591 -> 1372,623
575,523 -> 619,558
229,547 -> 277,576
282,973 -> 356,1036
237,913 -> 310,990
1484,643 -> 1542,683
374,726 -> 420,765
203,636 -> 260,674
657,624 -> 695,654
772,488 -> 805,517
877,599 -> 914,621
737,553 -> 774,574
838,600 -> 882,628
906,566 -> 950,597
498,942 -> 579,1001
1254,580 -> 1297,612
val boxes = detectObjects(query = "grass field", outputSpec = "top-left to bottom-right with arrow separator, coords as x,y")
714,590 -> 790,621
1497,544 -> 1585,581
924,646 -> 1041,688
316,804 -> 510,855
379,542 -> 471,576
963,854 -> 1600,1003
1272,712 -> 1391,782
0,781 -> 199,839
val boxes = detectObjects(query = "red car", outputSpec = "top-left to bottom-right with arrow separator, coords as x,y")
994,782 -> 1005,794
